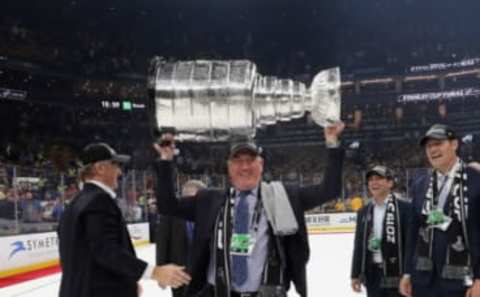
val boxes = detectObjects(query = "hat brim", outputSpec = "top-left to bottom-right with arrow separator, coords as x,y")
229,147 -> 260,159
112,154 -> 131,164
366,170 -> 388,180
420,134 -> 450,146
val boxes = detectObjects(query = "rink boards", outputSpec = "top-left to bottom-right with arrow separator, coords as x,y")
306,212 -> 356,234
0,222 -> 150,279
0,213 -> 356,280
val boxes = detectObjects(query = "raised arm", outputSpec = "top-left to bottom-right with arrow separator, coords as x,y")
298,122 -> 345,211
153,134 -> 196,221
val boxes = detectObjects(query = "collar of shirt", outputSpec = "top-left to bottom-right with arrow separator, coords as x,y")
372,194 -> 390,207
373,200 -> 387,222
233,187 -> 259,199
435,158 -> 461,210
85,180 -> 117,199
232,187 -> 259,213
372,196 -> 390,236
371,198 -> 387,263
437,158 -> 461,182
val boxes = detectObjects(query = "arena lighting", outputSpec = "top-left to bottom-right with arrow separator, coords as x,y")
445,68 -> 480,77
359,78 -> 393,85
148,58 -> 341,142
403,74 -> 438,81
341,81 -> 354,86
0,88 -> 27,101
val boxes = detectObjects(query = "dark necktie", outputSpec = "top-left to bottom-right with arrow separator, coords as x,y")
231,191 -> 250,286
186,220 -> 195,267
186,221 -> 195,245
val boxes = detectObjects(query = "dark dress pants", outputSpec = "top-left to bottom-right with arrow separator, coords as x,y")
412,278 -> 467,297
366,265 -> 402,297
171,287 -> 187,297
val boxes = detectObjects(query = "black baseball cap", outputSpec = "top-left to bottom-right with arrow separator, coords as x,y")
420,124 -> 457,146
80,143 -> 130,166
229,141 -> 262,159
366,165 -> 394,180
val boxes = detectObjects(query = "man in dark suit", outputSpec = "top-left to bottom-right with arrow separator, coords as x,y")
351,165 -> 411,297
153,122 -> 345,297
157,180 -> 206,297
399,124 -> 480,297
58,142 -> 191,297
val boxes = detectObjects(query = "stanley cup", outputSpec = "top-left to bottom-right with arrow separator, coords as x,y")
308,67 -> 342,127
149,58 -> 341,141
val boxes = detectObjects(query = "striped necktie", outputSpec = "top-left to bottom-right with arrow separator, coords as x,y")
231,191 -> 250,286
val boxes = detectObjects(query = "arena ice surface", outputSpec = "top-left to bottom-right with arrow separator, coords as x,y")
0,233 -> 366,297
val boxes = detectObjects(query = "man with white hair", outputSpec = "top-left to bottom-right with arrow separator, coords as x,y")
58,142 -> 191,297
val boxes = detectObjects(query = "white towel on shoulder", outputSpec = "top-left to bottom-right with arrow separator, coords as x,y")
261,181 -> 298,236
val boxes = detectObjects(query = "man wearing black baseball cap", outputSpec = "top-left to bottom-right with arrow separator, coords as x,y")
76,142 -> 131,188
351,165 -> 411,297
400,124 -> 480,297
58,142 -> 191,297
419,124 -> 457,147
228,140 -> 262,159
154,122 -> 345,297
80,142 -> 131,165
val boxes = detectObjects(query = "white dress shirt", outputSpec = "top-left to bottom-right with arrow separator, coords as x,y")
436,158 -> 460,211
372,197 -> 389,264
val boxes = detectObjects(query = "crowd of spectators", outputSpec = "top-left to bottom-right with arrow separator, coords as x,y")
0,160 -> 159,235
0,113 -> 478,236
0,18 -> 145,75
2,0 -> 480,78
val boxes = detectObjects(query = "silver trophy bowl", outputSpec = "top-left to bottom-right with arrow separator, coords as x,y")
149,58 -> 341,142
